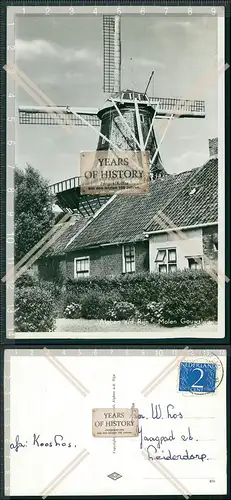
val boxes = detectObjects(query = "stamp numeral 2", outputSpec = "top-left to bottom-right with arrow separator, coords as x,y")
179,362 -> 216,393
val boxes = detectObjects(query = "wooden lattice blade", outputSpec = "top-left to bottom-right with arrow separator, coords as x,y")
148,97 -> 205,118
18,106 -> 100,126
103,15 -> 121,93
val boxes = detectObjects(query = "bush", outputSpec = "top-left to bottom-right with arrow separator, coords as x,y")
141,302 -> 164,323
63,303 -> 82,319
15,285 -> 55,332
107,301 -> 138,321
80,291 -> 121,320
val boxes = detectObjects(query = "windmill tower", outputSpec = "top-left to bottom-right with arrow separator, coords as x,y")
18,15 -> 205,214
98,16 -> 164,177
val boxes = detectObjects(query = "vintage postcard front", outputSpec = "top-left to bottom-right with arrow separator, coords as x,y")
5,5 -> 226,340
5,348 -> 227,496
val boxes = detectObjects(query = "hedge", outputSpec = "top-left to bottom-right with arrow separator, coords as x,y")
15,270 -> 218,327
63,270 -> 217,325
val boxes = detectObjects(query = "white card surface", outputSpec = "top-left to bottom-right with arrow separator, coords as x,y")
5,349 -> 227,496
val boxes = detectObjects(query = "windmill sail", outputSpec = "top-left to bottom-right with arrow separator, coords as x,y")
18,106 -> 100,127
103,15 -> 121,93
148,97 -> 205,118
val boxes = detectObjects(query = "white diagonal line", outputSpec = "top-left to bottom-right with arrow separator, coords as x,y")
4,216 -> 75,283
68,106 -> 120,152
4,63 -> 148,284
7,61 -> 143,176
142,449 -> 191,499
148,61 -> 229,156
144,102 -> 159,149
150,114 -> 173,168
2,213 -> 71,283
146,163 -> 205,230
5,59 -> 229,282
6,62 -> 74,133
153,211 -> 229,285
134,98 -> 145,151
5,63 -> 145,177
41,449 -> 89,498
141,348 -> 188,397
43,348 -> 90,397
74,108 -> 146,180
70,106 -> 148,183
109,97 -> 141,150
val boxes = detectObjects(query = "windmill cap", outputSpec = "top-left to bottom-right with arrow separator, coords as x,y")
98,89 -> 154,118
119,89 -> 149,101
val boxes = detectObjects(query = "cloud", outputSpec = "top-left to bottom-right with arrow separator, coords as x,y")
15,38 -> 98,64
149,17 -> 212,37
174,21 -> 192,28
169,151 -> 208,173
38,71 -> 86,85
177,135 -> 195,140
131,57 -> 165,69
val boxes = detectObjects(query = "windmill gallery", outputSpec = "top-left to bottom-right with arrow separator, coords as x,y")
17,15 -> 218,282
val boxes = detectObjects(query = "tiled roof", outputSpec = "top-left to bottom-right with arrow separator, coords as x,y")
65,157 -> 217,252
145,157 -> 218,232
46,215 -> 91,256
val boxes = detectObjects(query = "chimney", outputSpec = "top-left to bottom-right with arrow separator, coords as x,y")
208,138 -> 218,159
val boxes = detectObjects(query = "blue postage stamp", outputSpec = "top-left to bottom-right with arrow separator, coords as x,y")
179,362 -> 216,393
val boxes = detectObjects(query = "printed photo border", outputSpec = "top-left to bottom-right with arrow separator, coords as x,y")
0,3 -> 230,344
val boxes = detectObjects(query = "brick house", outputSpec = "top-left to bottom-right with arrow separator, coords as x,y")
38,139 -> 218,280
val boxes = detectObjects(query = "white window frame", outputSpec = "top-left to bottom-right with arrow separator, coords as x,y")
155,248 -> 177,273
74,256 -> 90,279
187,256 -> 203,271
122,245 -> 136,274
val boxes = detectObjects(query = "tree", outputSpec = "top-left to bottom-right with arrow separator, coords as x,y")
15,164 -> 55,263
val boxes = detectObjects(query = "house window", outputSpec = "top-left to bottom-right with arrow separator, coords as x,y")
155,248 -> 177,273
74,256 -> 90,278
122,245 -> 135,273
187,257 -> 203,270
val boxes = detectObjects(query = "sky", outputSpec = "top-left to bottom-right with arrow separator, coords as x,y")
15,13 -> 220,185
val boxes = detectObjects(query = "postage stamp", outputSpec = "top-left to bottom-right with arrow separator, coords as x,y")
92,407 -> 139,437
178,351 -> 224,394
179,362 -> 217,393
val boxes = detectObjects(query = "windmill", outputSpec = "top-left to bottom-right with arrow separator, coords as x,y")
18,15 -> 205,215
